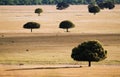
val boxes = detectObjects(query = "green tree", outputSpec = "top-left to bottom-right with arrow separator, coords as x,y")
35,8 -> 43,16
104,1 -> 115,9
59,20 -> 75,32
0,0 -> 119,5
13,0 -> 20,5
7,0 -> 14,5
23,22 -> 40,32
42,0 -> 49,4
97,2 -> 105,9
97,1 -> 115,9
88,4 -> 100,15
56,2 -> 69,10
71,40 -> 107,67
1,0 -> 8,5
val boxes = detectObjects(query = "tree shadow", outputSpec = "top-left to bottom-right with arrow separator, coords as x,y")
6,66 -> 82,71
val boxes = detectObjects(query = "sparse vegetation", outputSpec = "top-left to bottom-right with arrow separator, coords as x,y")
23,22 -> 40,32
71,40 -> 107,67
1,34 -> 4,38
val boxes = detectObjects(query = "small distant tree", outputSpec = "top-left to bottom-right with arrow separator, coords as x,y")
88,4 -> 100,15
59,20 -> 75,32
56,2 -> 69,10
23,22 -> 40,32
71,40 -> 107,67
35,8 -> 43,16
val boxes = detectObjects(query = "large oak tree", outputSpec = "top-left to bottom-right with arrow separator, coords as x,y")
71,40 -> 107,67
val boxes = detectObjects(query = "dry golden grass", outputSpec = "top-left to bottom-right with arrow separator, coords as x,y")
0,5 -> 120,77
0,5 -> 120,33
0,65 -> 120,77
0,33 -> 120,65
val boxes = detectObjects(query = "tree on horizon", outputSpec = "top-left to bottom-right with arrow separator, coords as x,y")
0,0 -> 119,5
56,2 -> 69,10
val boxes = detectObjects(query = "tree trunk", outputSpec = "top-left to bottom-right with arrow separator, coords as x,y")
66,28 -> 69,32
38,13 -> 40,16
31,28 -> 32,32
88,61 -> 91,67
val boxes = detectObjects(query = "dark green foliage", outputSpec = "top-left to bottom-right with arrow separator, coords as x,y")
35,8 -> 43,16
0,0 -> 119,5
97,2 -> 105,9
56,2 -> 69,10
23,22 -> 40,32
59,20 -> 75,32
104,1 -> 115,9
97,1 -> 115,10
71,40 -> 107,67
88,4 -> 100,15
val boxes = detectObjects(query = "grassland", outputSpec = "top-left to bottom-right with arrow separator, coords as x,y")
0,33 -> 120,65
0,5 -> 120,33
0,5 -> 120,77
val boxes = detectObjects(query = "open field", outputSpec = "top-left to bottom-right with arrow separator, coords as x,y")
0,33 -> 120,65
0,5 -> 120,33
0,5 -> 120,77
0,65 -> 120,77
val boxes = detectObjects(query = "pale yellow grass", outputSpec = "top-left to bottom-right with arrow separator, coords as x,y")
0,5 -> 120,33
0,33 -> 120,65
0,65 -> 120,77
0,5 -> 120,77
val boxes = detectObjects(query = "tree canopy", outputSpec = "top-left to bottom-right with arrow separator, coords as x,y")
23,22 -> 40,32
56,2 -> 69,10
88,4 -> 100,15
59,20 -> 75,32
97,1 -> 115,9
71,40 -> 107,67
0,0 -> 119,5
35,8 -> 43,16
